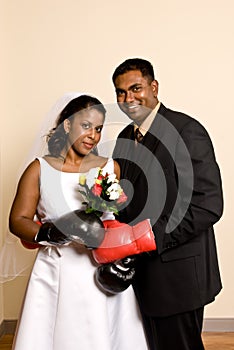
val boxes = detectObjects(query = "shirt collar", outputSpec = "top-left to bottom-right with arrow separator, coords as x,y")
134,102 -> 161,136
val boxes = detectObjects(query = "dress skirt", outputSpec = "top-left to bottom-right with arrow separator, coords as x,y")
12,244 -> 148,350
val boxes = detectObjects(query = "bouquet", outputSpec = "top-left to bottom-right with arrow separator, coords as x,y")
78,168 -> 127,216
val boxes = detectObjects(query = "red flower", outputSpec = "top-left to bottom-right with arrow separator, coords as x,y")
117,191 -> 128,204
92,183 -> 103,196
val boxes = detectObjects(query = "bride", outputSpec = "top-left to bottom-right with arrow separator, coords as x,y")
8,93 -> 149,350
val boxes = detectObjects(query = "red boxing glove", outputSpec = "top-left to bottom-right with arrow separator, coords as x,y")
92,219 -> 156,264
21,240 -> 40,250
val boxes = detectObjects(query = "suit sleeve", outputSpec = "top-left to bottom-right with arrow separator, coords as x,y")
154,119 -> 223,254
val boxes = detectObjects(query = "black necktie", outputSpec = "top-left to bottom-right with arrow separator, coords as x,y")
135,128 -> 143,143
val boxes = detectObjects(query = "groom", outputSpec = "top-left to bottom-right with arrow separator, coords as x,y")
111,58 -> 223,350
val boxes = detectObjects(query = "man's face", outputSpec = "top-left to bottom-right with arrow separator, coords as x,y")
114,70 -> 159,125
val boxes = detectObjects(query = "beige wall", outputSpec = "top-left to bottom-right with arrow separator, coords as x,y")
1,0 -> 234,322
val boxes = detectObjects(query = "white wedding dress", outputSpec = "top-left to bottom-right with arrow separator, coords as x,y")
12,157 -> 148,350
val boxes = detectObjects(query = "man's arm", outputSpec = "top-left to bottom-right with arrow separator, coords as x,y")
154,118 -> 223,253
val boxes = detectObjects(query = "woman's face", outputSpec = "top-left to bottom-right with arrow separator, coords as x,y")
66,108 -> 104,155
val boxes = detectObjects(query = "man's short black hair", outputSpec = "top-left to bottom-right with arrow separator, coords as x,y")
112,58 -> 155,84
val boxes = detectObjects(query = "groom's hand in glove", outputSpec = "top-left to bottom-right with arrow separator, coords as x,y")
92,219 -> 156,263
95,256 -> 137,294
35,210 -> 105,248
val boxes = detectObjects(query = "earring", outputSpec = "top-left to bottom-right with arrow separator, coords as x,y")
65,130 -> 69,135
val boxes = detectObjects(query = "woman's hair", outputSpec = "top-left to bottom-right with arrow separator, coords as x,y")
47,95 -> 106,157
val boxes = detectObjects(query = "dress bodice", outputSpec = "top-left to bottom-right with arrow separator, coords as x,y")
36,157 -> 114,223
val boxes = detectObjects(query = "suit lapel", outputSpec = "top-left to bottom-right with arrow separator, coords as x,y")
144,103 -> 167,153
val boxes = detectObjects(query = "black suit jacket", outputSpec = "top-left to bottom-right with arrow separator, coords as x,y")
113,103 -> 223,317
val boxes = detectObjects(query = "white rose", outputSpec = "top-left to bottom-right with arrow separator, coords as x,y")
107,173 -> 117,183
107,183 -> 121,200
109,191 -> 119,200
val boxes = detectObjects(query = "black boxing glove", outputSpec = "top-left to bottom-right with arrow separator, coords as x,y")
35,210 -> 105,248
35,222 -> 71,246
95,256 -> 137,294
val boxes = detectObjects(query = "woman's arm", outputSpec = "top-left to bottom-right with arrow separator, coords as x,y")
113,160 -> 120,180
9,159 -> 41,243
